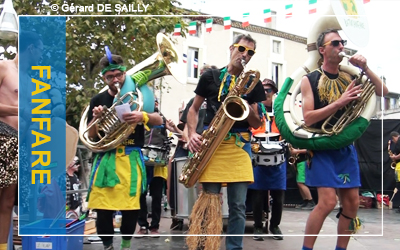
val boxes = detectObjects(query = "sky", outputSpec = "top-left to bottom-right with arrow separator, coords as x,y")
176,0 -> 400,93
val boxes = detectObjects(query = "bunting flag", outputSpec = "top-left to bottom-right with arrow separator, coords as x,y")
183,53 -> 187,63
193,58 -> 198,68
174,23 -> 181,36
189,21 -> 197,35
264,9 -> 272,23
363,0 -> 370,3
206,18 -> 213,32
224,16 -> 231,30
242,12 -> 250,27
309,0 -> 317,14
285,4 -> 293,18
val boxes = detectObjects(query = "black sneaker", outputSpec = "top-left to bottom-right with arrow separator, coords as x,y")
295,200 -> 307,209
104,245 -> 114,250
270,226 -> 283,240
253,227 -> 264,241
301,200 -> 315,210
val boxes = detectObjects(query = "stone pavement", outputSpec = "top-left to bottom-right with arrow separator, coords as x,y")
82,207 -> 400,250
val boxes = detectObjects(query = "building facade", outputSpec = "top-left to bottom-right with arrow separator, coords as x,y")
156,16 -> 397,123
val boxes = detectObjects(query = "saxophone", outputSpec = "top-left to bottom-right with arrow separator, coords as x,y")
388,140 -> 397,170
179,60 -> 260,188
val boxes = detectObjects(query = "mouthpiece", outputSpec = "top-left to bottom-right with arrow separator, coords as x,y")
241,59 -> 246,68
338,52 -> 351,59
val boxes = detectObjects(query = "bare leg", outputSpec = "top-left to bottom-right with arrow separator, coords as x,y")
303,187 -> 336,248
298,183 -> 312,200
297,183 -> 306,199
336,188 -> 359,248
0,184 -> 16,244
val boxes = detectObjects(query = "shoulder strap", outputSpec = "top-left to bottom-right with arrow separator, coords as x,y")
211,69 -> 222,86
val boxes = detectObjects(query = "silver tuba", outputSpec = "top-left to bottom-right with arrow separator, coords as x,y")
79,33 -> 182,152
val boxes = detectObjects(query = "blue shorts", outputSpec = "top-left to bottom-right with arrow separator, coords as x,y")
248,162 -> 286,191
305,145 -> 360,188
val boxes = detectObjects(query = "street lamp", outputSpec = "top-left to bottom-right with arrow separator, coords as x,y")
0,0 -> 18,41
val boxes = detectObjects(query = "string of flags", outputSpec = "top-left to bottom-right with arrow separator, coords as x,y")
242,13 -> 250,28
179,0 -> 371,64
224,17 -> 231,30
173,0 -> 371,37
309,0 -> 317,14
285,4 -> 293,18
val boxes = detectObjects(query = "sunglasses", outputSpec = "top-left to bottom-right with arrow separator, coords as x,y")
105,72 -> 124,82
233,44 -> 256,56
264,88 -> 273,93
322,40 -> 347,47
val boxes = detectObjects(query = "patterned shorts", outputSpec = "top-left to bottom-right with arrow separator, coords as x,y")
0,121 -> 18,188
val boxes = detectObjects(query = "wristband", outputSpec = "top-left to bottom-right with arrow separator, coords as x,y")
141,111 -> 150,131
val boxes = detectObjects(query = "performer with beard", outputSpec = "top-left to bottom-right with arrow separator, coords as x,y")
86,52 -> 163,250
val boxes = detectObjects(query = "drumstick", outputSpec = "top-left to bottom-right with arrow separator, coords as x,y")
390,188 -> 398,202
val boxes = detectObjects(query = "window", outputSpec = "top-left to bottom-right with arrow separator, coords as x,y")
273,40 -> 281,54
187,48 -> 199,79
271,63 -> 282,89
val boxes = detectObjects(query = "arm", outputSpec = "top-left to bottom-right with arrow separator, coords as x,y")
87,105 -> 103,139
146,112 -> 163,126
291,148 -> 307,155
0,103 -> 18,116
349,55 -> 389,97
187,95 -> 204,152
165,118 -> 183,134
391,153 -> 400,161
301,76 -> 362,127
122,110 -> 162,126
182,125 -> 189,143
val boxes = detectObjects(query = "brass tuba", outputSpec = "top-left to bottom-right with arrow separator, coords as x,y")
79,33 -> 182,152
317,52 -> 376,135
179,60 -> 260,188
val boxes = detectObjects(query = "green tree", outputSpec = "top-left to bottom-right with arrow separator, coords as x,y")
7,0 -> 195,128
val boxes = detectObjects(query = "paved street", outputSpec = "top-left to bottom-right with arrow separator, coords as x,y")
81,207 -> 400,250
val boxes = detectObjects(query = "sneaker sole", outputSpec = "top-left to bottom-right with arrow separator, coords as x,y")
252,237 -> 264,241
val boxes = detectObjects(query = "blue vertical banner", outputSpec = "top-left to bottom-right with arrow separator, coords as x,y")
19,16 -> 67,235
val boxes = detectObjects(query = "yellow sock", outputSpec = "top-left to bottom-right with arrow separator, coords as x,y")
0,243 -> 7,250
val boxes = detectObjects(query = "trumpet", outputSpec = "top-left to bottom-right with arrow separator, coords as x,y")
388,140 -> 397,170
288,144 -> 299,166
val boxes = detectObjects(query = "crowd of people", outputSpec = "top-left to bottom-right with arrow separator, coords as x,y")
0,27 -> 393,250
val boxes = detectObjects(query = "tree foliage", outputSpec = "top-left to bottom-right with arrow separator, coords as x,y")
4,0 -> 195,128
